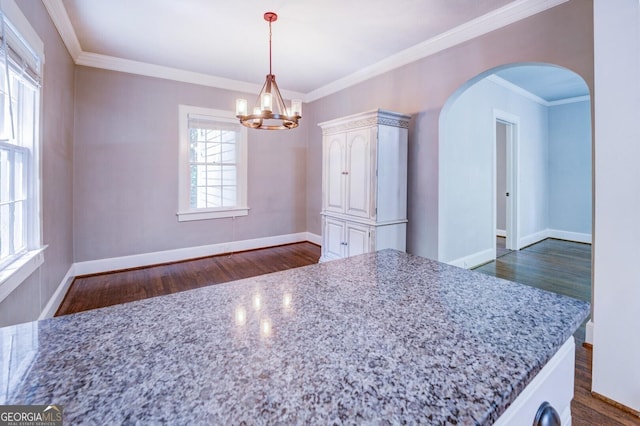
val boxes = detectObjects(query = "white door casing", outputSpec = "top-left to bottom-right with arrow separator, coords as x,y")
493,109 -> 520,253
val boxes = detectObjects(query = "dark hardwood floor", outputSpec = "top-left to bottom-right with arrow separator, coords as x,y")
475,237 -> 591,343
55,242 -> 321,316
56,239 -> 638,424
475,237 -> 591,302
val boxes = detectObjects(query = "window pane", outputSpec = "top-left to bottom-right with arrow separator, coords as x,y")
0,89 -> 8,141
206,165 -> 221,186
9,75 -> 18,143
13,200 -> 24,253
189,141 -> 198,163
0,204 -> 9,259
207,187 -> 221,208
222,187 -> 236,207
189,128 -> 198,143
204,129 -> 220,142
195,142 -> 209,163
189,165 -> 198,207
14,151 -> 24,199
19,84 -> 36,147
220,143 -> 236,163
183,111 -> 243,214
196,186 -> 208,209
0,149 -> 9,203
220,130 -> 236,143
222,166 -> 237,186
205,142 -> 220,163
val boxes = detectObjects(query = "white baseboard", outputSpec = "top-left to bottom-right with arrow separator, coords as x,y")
496,229 -> 506,237
39,264 -> 75,320
518,230 -> 550,249
305,231 -> 322,246
448,248 -> 494,269
585,319 -> 594,345
561,405 -> 572,426
547,229 -> 592,244
74,232 -> 318,276
40,232 -> 322,319
447,228 -> 592,270
519,228 -> 592,249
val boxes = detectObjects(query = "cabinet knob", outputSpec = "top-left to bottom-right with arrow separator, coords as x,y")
533,401 -> 560,426
342,171 -> 349,175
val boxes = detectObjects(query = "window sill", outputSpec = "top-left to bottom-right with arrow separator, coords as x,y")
0,246 -> 46,303
177,208 -> 249,222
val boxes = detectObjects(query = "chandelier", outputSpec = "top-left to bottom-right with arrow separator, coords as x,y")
235,12 -> 302,130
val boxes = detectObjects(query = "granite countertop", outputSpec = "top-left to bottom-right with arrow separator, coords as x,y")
0,249 -> 589,424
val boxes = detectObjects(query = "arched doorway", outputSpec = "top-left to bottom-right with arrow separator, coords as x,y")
437,63 -> 592,268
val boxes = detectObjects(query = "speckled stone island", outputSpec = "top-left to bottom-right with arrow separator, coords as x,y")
0,249 -> 589,424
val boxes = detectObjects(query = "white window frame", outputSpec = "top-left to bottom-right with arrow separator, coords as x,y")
0,0 -> 45,304
177,105 -> 248,222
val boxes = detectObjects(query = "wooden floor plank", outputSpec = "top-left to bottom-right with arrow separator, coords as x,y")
55,242 -> 321,316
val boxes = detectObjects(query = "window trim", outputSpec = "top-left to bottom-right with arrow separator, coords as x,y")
0,246 -> 44,303
177,105 -> 248,222
0,0 -> 44,303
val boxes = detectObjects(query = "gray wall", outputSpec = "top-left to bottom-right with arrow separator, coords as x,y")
0,1 -> 75,326
305,0 -> 593,260
439,77 -> 549,263
548,100 -> 592,234
439,76 -> 591,265
73,69 -> 308,262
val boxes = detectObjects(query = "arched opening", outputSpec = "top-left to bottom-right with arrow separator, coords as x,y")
438,63 -> 592,268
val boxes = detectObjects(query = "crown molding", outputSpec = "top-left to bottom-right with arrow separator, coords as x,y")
75,51 -> 306,99
41,0 -> 81,60
44,0 -> 569,103
487,74 -> 549,105
487,75 -> 590,106
305,0 -> 570,102
547,95 -> 590,106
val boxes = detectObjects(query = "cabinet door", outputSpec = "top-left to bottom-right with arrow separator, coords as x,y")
323,216 -> 346,260
324,134 -> 346,214
345,221 -> 371,258
345,129 -> 372,219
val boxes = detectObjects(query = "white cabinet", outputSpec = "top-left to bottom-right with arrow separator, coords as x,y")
319,109 -> 409,262
324,128 -> 373,219
322,217 -> 372,261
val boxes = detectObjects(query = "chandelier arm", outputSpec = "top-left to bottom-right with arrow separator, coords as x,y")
254,78 -> 269,110
270,78 -> 288,116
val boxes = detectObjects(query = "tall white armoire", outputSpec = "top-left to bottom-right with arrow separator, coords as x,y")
318,109 -> 410,262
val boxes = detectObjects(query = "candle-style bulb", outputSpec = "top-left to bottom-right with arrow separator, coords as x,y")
291,99 -> 302,117
236,98 -> 248,116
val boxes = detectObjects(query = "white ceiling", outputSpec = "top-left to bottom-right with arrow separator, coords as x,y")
494,65 -> 589,102
48,0 -> 584,101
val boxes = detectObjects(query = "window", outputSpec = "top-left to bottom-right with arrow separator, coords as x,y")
178,106 -> 248,221
0,1 -> 44,302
